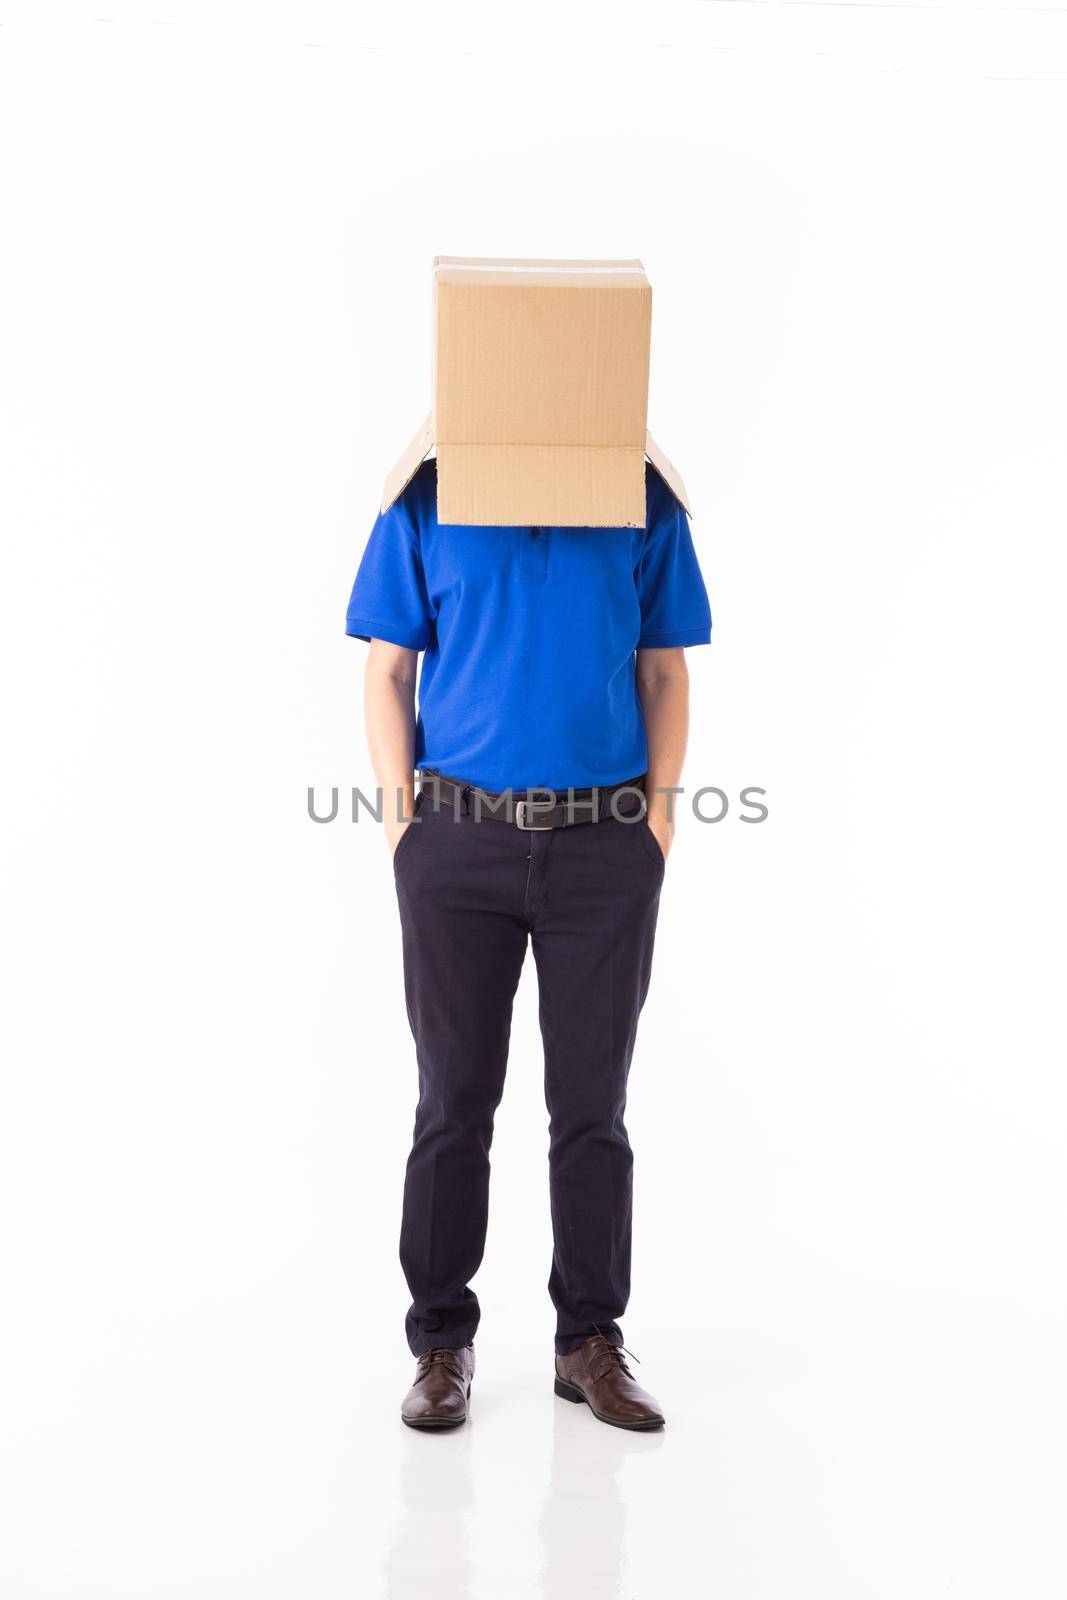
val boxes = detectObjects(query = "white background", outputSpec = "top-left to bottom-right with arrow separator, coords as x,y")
2,3 -> 1066,1596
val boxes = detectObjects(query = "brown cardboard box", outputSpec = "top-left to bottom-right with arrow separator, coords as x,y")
381,256 -> 690,529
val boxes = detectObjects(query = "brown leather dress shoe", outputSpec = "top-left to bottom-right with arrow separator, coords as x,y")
400,1345 -> 475,1429
554,1335 -> 665,1430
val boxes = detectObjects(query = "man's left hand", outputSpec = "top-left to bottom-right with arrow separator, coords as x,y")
646,812 -> 674,865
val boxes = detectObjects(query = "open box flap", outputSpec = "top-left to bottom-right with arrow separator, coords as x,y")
436,443 -> 647,529
381,417 -> 692,523
643,430 -> 691,517
380,414 -> 435,515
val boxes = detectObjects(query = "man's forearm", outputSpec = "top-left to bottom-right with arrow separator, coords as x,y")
364,641 -> 419,842
636,649 -> 690,840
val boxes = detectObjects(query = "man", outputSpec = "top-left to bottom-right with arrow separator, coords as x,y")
346,457 -> 711,1430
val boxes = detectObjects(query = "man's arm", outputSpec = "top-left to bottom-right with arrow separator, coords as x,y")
636,646 -> 690,862
364,639 -> 419,854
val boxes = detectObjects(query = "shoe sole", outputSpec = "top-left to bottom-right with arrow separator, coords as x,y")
553,1375 -> 665,1430
401,1382 -> 471,1429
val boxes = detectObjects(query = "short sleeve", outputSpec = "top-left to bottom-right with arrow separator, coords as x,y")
636,476 -> 712,648
345,495 -> 433,650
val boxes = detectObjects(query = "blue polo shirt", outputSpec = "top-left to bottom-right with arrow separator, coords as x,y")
345,461 -> 711,791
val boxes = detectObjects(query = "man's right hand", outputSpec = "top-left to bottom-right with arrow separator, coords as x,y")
385,802 -> 416,856
386,820 -> 409,856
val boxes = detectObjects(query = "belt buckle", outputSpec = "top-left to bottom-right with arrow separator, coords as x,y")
515,799 -> 553,831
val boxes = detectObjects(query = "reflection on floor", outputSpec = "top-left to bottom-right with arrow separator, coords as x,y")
384,1355 -> 665,1600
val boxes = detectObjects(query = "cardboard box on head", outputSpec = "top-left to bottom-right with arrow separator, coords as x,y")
381,257 -> 690,530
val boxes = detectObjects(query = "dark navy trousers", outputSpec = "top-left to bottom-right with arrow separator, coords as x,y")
392,784 -> 665,1356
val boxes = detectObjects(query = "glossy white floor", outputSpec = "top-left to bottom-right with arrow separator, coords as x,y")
3,2 -> 1067,1596
7,1297 -> 1064,1596
380,1318 -> 1065,1599
374,1314 -> 1067,1598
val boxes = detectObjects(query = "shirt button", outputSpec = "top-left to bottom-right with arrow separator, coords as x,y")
529,527 -> 540,538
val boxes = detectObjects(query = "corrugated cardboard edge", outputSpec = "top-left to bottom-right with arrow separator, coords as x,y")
381,417 -> 692,521
433,254 -> 646,276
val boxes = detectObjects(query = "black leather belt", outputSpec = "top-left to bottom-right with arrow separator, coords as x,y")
419,770 -> 648,830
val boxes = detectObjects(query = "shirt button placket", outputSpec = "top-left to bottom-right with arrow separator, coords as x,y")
521,526 -> 549,580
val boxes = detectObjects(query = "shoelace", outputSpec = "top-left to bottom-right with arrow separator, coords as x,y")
587,1328 -> 641,1383
415,1348 -> 461,1382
